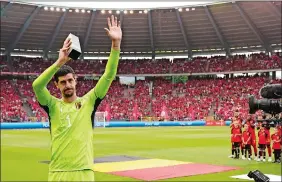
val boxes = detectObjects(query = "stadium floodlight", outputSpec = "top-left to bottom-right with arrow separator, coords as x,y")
192,7 -> 195,10
130,10 -> 133,14
124,10 -> 128,14
144,10 -> 148,13
186,8 -> 189,11
56,7 -> 60,11
75,9 -> 79,13
108,10 -> 112,14
178,8 -> 182,12
69,9 -> 73,12
87,10 -> 91,13
62,8 -> 66,12
101,10 -> 105,14
50,7 -> 54,11
139,11 -> 142,14
44,7 -> 48,11
116,10 -> 120,14
81,9 -> 85,13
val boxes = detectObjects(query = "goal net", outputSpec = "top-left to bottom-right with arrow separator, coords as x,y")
94,112 -> 106,128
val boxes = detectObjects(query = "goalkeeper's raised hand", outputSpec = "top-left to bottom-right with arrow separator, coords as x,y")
104,15 -> 122,50
55,38 -> 72,67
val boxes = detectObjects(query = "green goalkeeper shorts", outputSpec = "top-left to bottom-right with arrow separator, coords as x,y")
48,169 -> 95,181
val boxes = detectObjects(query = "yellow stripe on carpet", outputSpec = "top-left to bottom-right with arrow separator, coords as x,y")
92,159 -> 192,172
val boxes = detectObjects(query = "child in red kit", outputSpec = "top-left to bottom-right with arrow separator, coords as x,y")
242,124 -> 252,160
271,127 -> 281,163
232,121 -> 242,159
257,126 -> 267,162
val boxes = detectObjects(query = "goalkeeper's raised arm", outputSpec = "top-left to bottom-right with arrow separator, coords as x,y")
92,15 -> 122,99
32,38 -> 72,106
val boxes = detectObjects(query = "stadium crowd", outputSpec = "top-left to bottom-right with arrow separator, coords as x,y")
1,74 -> 281,122
1,52 -> 281,74
0,52 -> 281,122
0,80 -> 27,122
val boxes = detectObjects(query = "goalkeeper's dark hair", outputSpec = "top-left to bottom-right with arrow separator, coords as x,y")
54,65 -> 76,83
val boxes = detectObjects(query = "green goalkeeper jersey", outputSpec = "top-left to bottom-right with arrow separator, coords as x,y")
32,49 -> 120,172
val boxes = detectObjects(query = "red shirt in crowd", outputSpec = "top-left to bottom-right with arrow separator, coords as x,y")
271,133 -> 281,150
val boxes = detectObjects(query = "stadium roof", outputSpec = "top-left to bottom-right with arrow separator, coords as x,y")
0,1 -> 281,58
26,1 -> 214,9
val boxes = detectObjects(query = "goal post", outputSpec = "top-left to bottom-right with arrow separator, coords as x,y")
94,112 -> 106,128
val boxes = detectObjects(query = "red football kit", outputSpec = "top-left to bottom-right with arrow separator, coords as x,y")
258,128 -> 267,145
245,119 -> 257,157
271,132 -> 281,162
246,119 -> 256,141
232,127 -> 242,143
271,133 -> 281,150
242,131 -> 252,145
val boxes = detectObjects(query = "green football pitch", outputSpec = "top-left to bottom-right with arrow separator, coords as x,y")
1,126 -> 281,181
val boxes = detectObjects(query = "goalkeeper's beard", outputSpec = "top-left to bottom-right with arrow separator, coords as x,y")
63,88 -> 75,98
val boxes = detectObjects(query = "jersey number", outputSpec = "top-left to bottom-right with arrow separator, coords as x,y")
66,115 -> 71,128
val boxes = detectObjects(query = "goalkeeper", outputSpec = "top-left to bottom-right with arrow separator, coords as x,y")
32,15 -> 122,181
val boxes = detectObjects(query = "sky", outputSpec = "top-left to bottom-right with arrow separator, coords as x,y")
18,1 -> 217,9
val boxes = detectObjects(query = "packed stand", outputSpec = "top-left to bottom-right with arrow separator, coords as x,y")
8,74 -> 279,122
8,52 -> 281,75
0,56 -> 10,72
0,80 -> 26,122
15,80 -> 50,120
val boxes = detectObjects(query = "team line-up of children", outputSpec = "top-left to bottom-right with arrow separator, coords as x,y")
229,114 -> 281,163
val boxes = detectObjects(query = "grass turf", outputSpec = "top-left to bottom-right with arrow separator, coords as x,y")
1,126 -> 281,181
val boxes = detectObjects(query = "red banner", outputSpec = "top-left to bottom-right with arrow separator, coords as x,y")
205,120 -> 225,126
